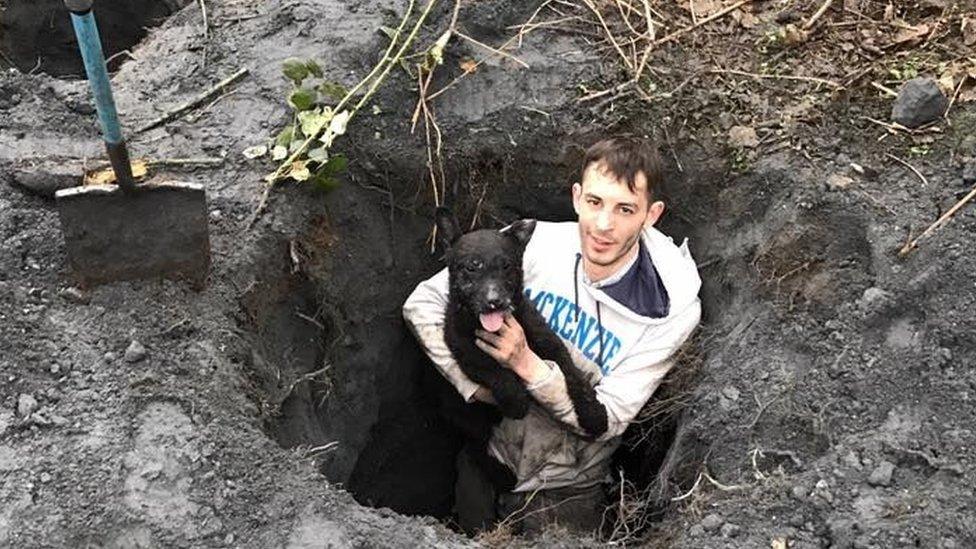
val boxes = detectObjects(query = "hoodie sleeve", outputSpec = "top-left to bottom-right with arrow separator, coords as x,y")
527,298 -> 701,441
402,268 -> 483,403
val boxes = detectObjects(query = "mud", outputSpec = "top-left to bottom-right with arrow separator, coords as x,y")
1,0 -> 975,547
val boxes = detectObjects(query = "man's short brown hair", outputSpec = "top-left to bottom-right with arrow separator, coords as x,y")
581,137 -> 664,203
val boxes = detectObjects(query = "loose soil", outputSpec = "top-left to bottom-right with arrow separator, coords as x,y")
1,1 -> 974,548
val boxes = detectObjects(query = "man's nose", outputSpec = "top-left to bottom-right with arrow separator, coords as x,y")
595,210 -> 612,231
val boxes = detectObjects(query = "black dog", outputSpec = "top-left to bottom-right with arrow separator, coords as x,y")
435,208 -> 609,447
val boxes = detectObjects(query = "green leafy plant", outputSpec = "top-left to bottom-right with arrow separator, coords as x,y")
246,0 -> 439,227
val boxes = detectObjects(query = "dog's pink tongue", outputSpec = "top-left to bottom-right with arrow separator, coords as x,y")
479,311 -> 505,332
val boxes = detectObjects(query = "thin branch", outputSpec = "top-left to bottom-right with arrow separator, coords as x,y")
135,68 -> 249,134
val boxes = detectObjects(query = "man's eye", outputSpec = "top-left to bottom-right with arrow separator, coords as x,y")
587,198 -> 599,206
621,208 -> 635,215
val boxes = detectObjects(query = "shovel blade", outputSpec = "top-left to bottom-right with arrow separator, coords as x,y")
55,182 -> 211,287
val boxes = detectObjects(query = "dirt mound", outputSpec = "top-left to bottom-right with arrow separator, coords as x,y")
1,0 -> 975,547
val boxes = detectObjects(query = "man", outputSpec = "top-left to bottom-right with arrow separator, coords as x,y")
403,137 -> 702,534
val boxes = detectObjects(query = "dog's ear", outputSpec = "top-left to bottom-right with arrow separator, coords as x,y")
434,207 -> 462,249
503,219 -> 536,248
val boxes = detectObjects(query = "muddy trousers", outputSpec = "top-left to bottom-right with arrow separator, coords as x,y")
454,448 -> 607,536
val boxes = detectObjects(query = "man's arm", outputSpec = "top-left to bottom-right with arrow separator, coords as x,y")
478,300 -> 701,441
402,268 -> 493,404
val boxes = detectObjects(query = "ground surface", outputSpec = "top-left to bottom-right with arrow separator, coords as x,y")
1,0 -> 975,548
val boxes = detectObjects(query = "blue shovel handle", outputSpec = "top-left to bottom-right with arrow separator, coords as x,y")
65,0 -> 135,189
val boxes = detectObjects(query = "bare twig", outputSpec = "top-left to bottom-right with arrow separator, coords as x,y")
803,0 -> 835,31
455,30 -> 529,68
899,184 -> 976,256
654,0 -> 756,47
136,68 -> 248,134
198,0 -> 210,38
709,68 -> 843,89
885,152 -> 928,187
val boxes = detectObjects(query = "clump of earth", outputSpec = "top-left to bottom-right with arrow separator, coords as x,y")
1,1 -> 974,547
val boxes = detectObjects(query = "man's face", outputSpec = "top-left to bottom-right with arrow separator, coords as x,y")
572,162 -> 664,275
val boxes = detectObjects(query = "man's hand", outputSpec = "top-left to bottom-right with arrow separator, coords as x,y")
475,314 -> 550,385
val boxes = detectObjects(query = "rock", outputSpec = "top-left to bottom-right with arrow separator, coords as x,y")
701,513 -> 723,532
867,460 -> 895,486
688,525 -> 705,537
210,209 -> 223,222
891,78 -> 948,128
58,287 -> 90,305
104,352 -> 118,362
858,287 -> 894,315
9,160 -> 83,197
963,159 -> 976,185
124,341 -> 148,363
0,410 -> 14,436
827,173 -> 853,190
17,393 -> 38,417
728,125 -> 759,148
39,472 -> 52,483
791,484 -> 807,500
842,450 -> 862,469
720,523 -> 740,538
721,385 -> 740,401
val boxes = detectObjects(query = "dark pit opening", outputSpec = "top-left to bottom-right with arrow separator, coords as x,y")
244,146 -> 714,539
0,0 -> 184,78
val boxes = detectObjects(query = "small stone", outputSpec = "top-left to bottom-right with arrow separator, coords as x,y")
842,450 -> 862,469
720,523 -> 740,538
721,386 -> 740,401
827,173 -> 854,190
17,393 -> 39,417
963,160 -> 976,185
0,411 -> 14,436
49,363 -> 60,375
728,125 -> 759,148
701,513 -> 723,532
224,533 -> 235,545
689,525 -> 705,537
39,472 -> 52,483
124,341 -> 148,363
210,209 -> 223,222
59,287 -> 90,305
792,485 -> 807,500
858,287 -> 893,315
891,78 -> 948,128
867,460 -> 895,486
104,352 -> 118,362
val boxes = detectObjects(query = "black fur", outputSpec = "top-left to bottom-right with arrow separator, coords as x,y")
435,208 -> 609,443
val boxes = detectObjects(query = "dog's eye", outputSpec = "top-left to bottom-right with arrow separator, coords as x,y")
464,260 -> 483,272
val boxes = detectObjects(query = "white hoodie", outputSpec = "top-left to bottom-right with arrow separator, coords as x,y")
402,221 -> 702,492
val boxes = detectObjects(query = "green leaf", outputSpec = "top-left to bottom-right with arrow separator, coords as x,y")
312,175 -> 341,192
271,145 -> 288,161
289,160 -> 311,182
282,58 -> 309,84
428,30 -> 452,67
328,110 -> 351,137
307,147 -> 329,163
298,108 -> 333,137
320,154 -> 348,176
275,125 -> 296,148
288,88 -> 317,111
242,145 -> 267,159
305,59 -> 323,78
318,81 -> 349,103
289,139 -> 304,154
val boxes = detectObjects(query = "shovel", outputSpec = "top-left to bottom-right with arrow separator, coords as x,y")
56,0 -> 211,287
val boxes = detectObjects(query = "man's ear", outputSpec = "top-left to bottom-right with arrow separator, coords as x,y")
434,207 -> 462,250
571,183 -> 582,215
503,219 -> 536,248
644,200 -> 665,228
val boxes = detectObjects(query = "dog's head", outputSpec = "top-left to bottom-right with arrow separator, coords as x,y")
435,207 -> 536,331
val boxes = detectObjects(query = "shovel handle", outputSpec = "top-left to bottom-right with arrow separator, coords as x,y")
65,0 -> 135,190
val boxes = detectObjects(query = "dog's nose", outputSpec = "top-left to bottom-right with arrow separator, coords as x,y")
486,297 -> 507,310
